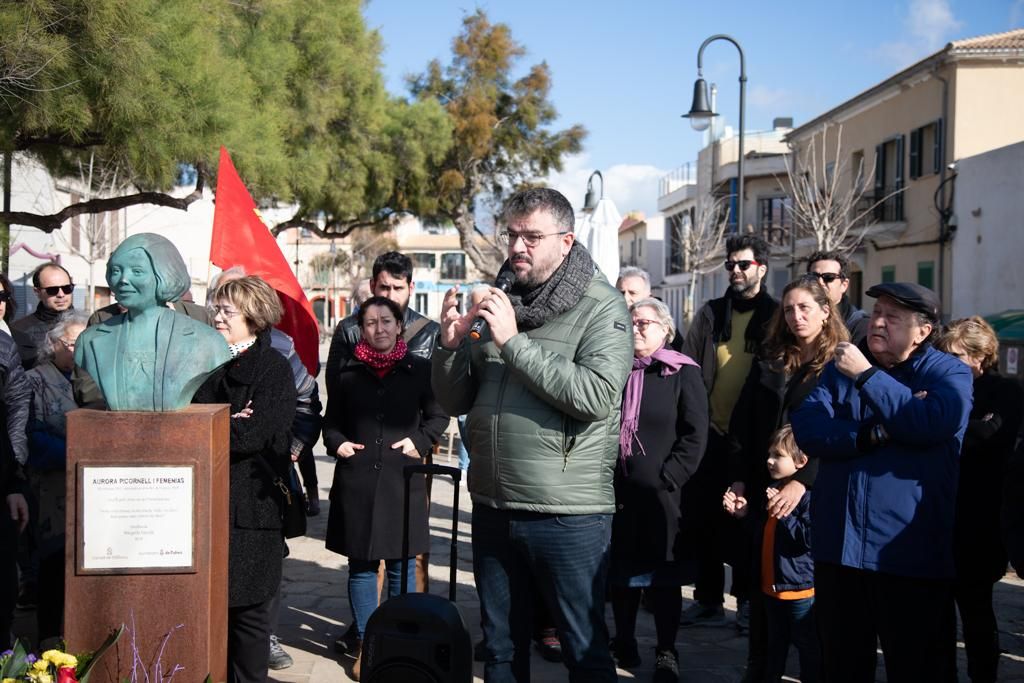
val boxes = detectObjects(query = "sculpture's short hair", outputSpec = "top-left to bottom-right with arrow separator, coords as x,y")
38,311 -> 90,365
499,188 -> 575,233
31,262 -> 73,288
937,316 -> 1000,371
617,267 -> 651,289
630,296 -> 676,344
806,250 -> 850,278
725,234 -> 770,269
213,276 -> 283,333
108,233 -> 190,305
372,252 -> 414,284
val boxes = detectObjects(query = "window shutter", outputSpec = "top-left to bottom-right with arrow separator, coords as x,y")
873,144 -> 885,221
894,135 -> 905,221
909,127 -> 922,180
933,118 -> 944,175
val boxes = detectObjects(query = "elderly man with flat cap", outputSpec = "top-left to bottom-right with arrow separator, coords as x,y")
790,282 -> 972,682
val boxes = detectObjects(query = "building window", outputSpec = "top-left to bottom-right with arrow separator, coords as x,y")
411,253 -> 436,270
638,237 -> 643,259
414,292 -> 429,316
881,265 -> 896,283
440,253 -> 466,280
665,212 -> 686,275
629,239 -> 636,264
909,119 -> 943,179
758,196 -> 792,245
917,261 -> 934,290
874,136 -> 905,222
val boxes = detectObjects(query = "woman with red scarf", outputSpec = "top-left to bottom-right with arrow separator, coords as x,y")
323,296 -> 448,679
609,297 -> 708,683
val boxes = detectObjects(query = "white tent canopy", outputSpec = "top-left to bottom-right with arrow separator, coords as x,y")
574,197 -> 621,284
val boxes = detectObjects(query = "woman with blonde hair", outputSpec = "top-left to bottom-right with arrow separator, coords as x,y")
937,316 -> 1023,682
193,275 -> 297,683
726,275 -> 847,682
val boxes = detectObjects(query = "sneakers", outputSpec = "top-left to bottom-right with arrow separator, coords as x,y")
679,601 -> 728,627
268,634 -> 293,670
534,628 -> 563,663
653,648 -> 680,683
610,636 -> 641,669
735,599 -> 751,632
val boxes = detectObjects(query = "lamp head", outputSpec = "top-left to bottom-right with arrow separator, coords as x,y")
683,77 -> 717,132
582,170 -> 603,212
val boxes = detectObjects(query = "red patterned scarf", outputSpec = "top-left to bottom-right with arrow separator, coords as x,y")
354,337 -> 408,375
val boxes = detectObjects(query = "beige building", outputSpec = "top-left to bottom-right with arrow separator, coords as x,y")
785,29 -> 1024,315
617,212 -> 665,282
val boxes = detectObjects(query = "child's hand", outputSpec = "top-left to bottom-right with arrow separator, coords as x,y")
723,489 -> 748,518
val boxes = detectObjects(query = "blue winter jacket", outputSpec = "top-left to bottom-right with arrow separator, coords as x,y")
761,489 -> 814,594
790,344 -> 972,579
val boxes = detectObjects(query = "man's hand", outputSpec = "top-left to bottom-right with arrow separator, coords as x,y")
835,342 -> 872,379
766,479 -> 806,519
391,437 -> 421,460
477,286 -> 519,349
439,286 -> 476,350
7,493 -> 28,534
337,442 -> 365,458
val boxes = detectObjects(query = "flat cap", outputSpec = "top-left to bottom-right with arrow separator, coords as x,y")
866,282 -> 940,322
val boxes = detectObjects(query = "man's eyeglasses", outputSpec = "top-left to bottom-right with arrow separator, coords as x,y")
810,272 -> 844,285
632,318 -> 661,332
724,260 -> 759,272
497,230 -> 569,247
207,305 -> 241,320
40,284 -> 74,296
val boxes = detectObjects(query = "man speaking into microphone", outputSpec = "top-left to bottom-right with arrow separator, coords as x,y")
432,187 -> 632,682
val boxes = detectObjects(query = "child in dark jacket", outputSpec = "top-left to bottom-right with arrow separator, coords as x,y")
724,425 -> 820,682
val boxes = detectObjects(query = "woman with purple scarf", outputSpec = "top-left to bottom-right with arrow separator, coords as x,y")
609,297 -> 708,682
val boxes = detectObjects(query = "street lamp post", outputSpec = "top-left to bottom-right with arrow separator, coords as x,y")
683,34 -> 747,234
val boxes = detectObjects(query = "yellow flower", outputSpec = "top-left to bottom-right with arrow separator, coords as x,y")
33,659 -> 51,671
4,677 -> 18,683
61,654 -> 78,668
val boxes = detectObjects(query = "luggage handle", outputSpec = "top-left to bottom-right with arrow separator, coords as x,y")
402,463 -> 462,602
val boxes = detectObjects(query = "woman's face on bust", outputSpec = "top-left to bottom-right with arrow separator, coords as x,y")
361,304 -> 400,353
211,297 -> 253,345
109,248 -> 158,314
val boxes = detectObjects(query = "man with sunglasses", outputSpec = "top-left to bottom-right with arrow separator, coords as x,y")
806,250 -> 869,344
11,264 -> 76,370
679,235 -> 777,643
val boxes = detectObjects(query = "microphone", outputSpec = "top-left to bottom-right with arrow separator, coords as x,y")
468,271 -> 515,340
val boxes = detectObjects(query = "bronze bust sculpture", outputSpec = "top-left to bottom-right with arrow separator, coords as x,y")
74,233 -> 230,411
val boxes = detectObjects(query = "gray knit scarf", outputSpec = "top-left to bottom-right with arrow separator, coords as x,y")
505,242 -> 596,330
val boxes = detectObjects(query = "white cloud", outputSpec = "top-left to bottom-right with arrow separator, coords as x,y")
873,0 -> 963,68
545,153 -> 669,220
748,84 -> 793,112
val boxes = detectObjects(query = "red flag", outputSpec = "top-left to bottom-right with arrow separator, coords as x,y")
210,147 -> 320,376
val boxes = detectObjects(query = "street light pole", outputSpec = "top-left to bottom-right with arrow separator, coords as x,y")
582,170 -> 604,212
684,34 -> 747,234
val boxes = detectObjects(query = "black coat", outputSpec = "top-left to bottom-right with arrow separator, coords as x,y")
193,330 -> 296,607
324,353 -> 448,561
612,362 -> 708,569
957,370 -> 1023,582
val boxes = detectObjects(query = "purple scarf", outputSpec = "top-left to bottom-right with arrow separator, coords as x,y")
620,347 -> 700,464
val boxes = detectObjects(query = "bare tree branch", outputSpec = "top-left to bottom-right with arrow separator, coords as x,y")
676,195 -> 730,323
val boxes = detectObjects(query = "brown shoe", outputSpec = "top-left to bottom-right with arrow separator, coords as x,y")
352,640 -> 362,681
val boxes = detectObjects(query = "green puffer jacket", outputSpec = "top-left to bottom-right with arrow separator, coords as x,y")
432,271 -> 633,514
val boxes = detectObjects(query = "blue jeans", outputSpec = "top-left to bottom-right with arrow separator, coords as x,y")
764,595 -> 820,683
472,505 -> 616,683
348,557 -> 415,638
456,415 -> 470,471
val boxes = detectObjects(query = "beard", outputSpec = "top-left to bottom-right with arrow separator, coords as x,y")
729,277 -> 759,296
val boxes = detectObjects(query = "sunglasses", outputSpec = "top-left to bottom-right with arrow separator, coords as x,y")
724,259 -> 759,272
40,284 -> 74,296
0,291 -> 9,303
810,272 -> 844,284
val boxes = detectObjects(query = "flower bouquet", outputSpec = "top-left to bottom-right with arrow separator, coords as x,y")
0,627 -> 122,683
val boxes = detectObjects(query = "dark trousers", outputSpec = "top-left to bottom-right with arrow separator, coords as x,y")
0,510 -> 17,650
954,577 -> 1000,683
691,429 -> 749,606
814,562 -> 955,683
36,548 -> 64,642
764,596 -> 820,682
295,443 -> 318,491
472,505 -> 616,683
611,585 -> 682,651
228,597 -> 274,683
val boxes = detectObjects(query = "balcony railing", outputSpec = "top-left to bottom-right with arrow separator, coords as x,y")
760,223 -> 791,247
866,185 -> 905,223
658,164 -> 697,197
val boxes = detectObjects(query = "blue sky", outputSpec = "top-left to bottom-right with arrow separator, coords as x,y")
363,0 -> 1022,216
